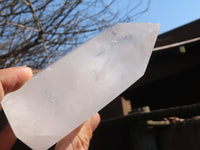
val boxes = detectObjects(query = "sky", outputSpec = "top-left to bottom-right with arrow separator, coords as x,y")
133,0 -> 200,34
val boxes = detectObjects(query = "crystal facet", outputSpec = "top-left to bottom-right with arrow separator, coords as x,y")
2,23 -> 159,150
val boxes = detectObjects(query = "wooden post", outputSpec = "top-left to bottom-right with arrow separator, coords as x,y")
121,97 -> 132,115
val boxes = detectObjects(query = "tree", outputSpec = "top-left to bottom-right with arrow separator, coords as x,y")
0,0 -> 150,69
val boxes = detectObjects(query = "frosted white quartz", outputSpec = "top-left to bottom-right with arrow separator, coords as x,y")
2,23 -> 159,150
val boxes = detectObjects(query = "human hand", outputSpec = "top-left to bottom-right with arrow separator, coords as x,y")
0,67 -> 100,150
55,113 -> 100,150
0,66 -> 33,150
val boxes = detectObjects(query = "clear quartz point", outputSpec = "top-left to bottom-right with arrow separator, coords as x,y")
2,23 -> 159,150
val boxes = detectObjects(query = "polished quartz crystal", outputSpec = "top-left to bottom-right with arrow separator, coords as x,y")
2,23 -> 159,150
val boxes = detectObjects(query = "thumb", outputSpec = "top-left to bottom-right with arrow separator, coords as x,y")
55,113 -> 101,150
0,66 -> 32,111
0,66 -> 32,101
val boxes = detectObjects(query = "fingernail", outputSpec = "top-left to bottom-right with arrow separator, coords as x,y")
22,66 -> 33,78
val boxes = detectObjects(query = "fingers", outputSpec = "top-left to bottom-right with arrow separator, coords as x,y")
89,113 -> 101,132
0,67 -> 32,149
0,66 -> 32,101
0,124 -> 16,150
55,113 -> 101,150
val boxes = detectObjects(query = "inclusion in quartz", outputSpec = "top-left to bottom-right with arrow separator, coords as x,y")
2,23 -> 159,150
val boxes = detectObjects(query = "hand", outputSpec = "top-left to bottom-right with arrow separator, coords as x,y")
0,66 -> 33,150
0,67 -> 100,150
55,113 -> 100,150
